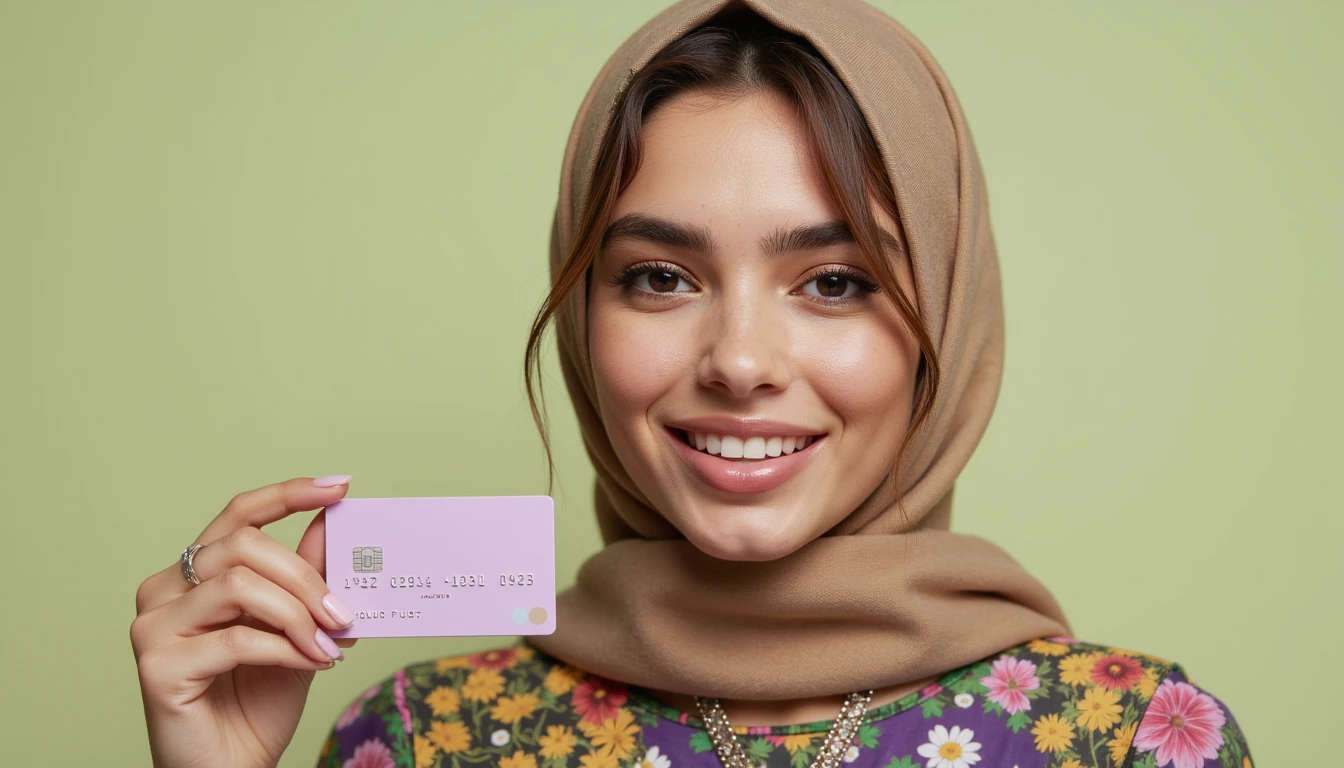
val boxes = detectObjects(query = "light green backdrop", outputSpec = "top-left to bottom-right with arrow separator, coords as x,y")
3,1 -> 1337,765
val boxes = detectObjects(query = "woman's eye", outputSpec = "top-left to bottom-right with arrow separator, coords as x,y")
802,274 -> 860,299
634,270 -> 693,294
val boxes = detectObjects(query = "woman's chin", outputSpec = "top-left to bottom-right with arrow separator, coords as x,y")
678,510 -> 816,562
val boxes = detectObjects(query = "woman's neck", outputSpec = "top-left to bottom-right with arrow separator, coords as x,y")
640,672 -> 942,727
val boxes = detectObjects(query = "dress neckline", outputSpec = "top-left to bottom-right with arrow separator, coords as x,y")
621,660 -> 979,735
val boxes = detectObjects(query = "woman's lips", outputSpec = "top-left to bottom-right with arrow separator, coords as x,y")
666,427 -> 822,494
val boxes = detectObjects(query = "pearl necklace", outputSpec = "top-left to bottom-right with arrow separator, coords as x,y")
694,690 -> 874,768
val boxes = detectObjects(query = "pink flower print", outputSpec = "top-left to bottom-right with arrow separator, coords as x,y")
393,669 -> 412,734
344,738 -> 396,768
920,682 -> 945,698
1048,635 -> 1078,644
979,655 -> 1039,714
1133,679 -> 1226,768
336,684 -> 381,730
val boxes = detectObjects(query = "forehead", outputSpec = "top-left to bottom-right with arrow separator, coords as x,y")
613,90 -> 840,224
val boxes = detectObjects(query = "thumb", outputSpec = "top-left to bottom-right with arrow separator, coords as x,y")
297,509 -> 326,576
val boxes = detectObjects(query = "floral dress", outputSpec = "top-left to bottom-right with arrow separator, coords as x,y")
316,636 -> 1253,768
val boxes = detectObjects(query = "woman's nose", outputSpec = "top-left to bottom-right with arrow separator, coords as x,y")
696,301 -> 791,398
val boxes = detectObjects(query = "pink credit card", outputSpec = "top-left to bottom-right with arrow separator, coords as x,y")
323,496 -> 555,638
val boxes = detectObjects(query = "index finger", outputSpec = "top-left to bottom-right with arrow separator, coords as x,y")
196,475 -> 353,546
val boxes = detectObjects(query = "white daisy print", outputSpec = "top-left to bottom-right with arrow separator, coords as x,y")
638,745 -> 672,768
490,728 -> 510,747
916,724 -> 982,768
954,693 -> 974,708
843,744 -> 860,763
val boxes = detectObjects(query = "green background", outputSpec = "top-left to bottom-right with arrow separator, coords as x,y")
3,1 -> 1337,765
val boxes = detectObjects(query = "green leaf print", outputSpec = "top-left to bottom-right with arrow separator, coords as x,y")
884,757 -> 918,768
747,737 -> 774,762
689,730 -> 714,753
921,698 -> 943,718
790,748 -> 812,768
1133,752 -> 1158,768
1005,711 -> 1030,733
858,724 -> 881,748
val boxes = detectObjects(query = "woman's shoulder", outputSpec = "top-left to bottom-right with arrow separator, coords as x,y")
317,641 -> 597,768
944,634 -> 1255,768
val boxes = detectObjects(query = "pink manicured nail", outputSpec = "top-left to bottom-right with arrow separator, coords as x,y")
314,628 -> 343,661
313,474 -> 353,487
322,592 -> 356,626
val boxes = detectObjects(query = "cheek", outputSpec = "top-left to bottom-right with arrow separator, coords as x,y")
588,305 -> 693,427
798,317 -> 918,432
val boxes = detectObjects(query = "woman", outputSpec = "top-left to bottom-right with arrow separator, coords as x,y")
132,1 -> 1255,767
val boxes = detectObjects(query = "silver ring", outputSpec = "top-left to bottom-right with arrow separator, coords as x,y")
180,543 -> 205,586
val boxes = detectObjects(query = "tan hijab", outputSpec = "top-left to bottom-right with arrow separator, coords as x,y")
528,0 -> 1072,700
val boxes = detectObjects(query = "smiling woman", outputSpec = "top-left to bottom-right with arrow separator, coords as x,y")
101,0 -> 1259,767
305,3 -> 1259,767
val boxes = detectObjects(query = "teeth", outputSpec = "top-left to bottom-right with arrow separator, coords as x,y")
682,431 -> 818,460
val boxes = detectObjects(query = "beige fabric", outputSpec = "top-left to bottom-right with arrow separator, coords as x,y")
528,0 -> 1072,699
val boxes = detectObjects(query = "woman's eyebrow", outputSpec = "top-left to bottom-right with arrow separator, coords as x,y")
601,212 -> 904,257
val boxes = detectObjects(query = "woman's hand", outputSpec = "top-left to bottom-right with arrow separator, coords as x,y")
131,476 -> 361,768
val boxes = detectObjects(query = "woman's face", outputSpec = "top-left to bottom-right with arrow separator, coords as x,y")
587,89 -> 920,561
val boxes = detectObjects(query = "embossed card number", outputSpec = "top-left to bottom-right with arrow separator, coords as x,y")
341,572 -> 537,589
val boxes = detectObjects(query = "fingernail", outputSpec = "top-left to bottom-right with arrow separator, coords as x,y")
322,592 -> 356,626
313,474 -> 353,487
314,628 -> 344,661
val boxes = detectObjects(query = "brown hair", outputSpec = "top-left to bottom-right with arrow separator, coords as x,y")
525,6 -> 940,507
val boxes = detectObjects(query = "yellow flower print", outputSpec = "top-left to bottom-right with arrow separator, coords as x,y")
1031,713 -> 1076,753
492,693 -> 541,724
1061,761 -> 1083,768
783,734 -> 816,755
1108,723 -> 1137,765
539,724 -> 578,759
1244,757 -> 1254,768
1076,686 -> 1123,733
435,655 -> 472,674
1058,652 -> 1102,686
1028,638 -> 1071,656
515,645 -> 535,661
544,664 -> 584,695
499,750 -> 538,768
576,718 -> 601,738
579,749 -> 620,768
590,708 -> 640,759
425,686 -> 461,716
413,734 -> 437,768
427,720 -> 472,754
462,668 -> 506,703
1135,666 -> 1161,700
